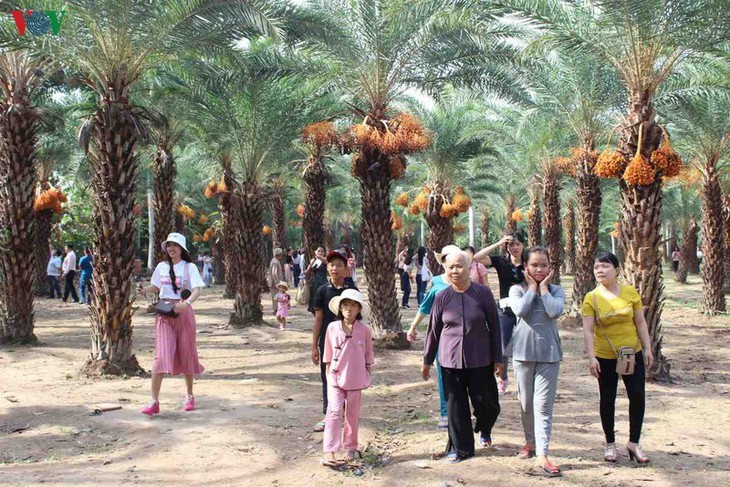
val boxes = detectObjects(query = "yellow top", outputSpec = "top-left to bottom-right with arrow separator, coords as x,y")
581,284 -> 643,359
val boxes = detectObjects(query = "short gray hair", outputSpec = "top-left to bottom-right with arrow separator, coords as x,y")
273,248 -> 283,256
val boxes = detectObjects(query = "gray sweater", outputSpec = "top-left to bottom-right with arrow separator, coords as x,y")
506,284 -> 564,362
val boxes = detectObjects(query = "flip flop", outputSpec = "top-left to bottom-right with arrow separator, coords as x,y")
320,457 -> 344,468
313,421 -> 325,432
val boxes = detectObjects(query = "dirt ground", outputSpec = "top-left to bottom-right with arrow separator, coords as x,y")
1,271 -> 730,487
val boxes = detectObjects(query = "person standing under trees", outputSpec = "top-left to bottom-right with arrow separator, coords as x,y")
284,248 -> 295,287
415,246 -> 427,305
422,250 -> 502,463
77,247 -> 94,305
581,251 -> 654,465
508,247 -> 564,477
397,246 -> 415,309
46,248 -> 63,299
267,248 -> 285,314
340,244 -> 357,288
306,247 -> 328,315
61,243 -> 79,303
671,248 -> 680,274
202,252 -> 213,288
311,250 -> 358,433
137,233 -> 205,416
474,231 -> 528,393
292,249 -> 302,288
463,245 -> 489,286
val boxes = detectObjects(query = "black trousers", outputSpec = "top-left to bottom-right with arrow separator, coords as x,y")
441,365 -> 501,457
399,269 -> 410,306
63,271 -> 79,302
293,264 -> 301,287
318,339 -> 328,415
597,351 -> 645,443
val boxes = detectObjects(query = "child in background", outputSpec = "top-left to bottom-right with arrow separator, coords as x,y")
275,281 -> 291,331
321,289 -> 374,467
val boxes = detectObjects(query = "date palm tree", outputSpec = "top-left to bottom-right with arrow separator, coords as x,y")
0,51 -> 50,344
5,0 -> 280,373
498,0 -> 730,380
662,93 -> 730,314
286,0 -> 523,343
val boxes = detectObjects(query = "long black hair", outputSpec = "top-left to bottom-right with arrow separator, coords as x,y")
417,246 -> 426,266
166,244 -> 193,293
405,247 -> 414,266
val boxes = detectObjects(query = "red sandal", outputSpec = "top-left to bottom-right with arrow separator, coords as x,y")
539,460 -> 561,477
517,444 -> 535,459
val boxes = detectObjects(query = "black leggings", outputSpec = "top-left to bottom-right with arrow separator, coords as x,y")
596,351 -> 645,444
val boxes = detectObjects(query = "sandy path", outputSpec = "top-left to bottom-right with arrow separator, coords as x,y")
1,274 -> 729,486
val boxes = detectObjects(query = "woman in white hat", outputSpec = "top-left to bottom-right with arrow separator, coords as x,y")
137,232 -> 205,416
321,289 -> 374,467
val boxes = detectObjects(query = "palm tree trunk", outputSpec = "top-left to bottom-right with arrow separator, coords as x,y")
676,218 -> 698,284
571,147 -> 601,316
229,180 -> 265,327
271,183 -> 288,250
356,151 -> 406,347
543,173 -> 562,285
151,138 -> 176,266
564,201 -> 576,275
616,90 -> 670,381
480,207 -> 491,248
303,153 -> 329,259
699,160 -> 725,314
424,184 -> 455,276
0,57 -> 39,344
83,90 -> 143,375
722,194 -> 730,292
33,209 -> 53,296
527,189 -> 542,246
504,195 -> 516,234
218,154 -> 237,299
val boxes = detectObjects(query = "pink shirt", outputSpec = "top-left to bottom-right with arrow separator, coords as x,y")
323,320 -> 375,391
469,261 -> 488,284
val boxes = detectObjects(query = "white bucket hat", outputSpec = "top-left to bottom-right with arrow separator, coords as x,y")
434,244 -> 471,266
277,281 -> 289,290
161,232 -> 188,253
328,289 -> 370,318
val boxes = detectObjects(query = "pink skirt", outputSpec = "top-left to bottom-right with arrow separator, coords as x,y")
276,304 -> 289,318
152,305 -> 205,375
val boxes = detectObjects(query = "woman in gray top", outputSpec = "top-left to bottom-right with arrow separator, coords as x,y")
507,246 -> 564,477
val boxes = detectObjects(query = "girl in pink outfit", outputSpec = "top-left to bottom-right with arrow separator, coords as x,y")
275,281 -> 291,330
321,289 -> 374,467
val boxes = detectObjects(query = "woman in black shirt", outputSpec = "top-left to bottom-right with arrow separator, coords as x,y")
474,230 -> 527,393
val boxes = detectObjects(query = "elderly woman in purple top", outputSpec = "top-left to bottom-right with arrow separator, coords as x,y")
422,250 -> 503,463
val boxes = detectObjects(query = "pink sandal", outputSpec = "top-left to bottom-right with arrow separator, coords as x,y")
141,400 -> 160,416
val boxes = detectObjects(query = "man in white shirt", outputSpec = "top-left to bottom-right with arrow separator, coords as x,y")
62,244 -> 80,303
46,248 -> 63,298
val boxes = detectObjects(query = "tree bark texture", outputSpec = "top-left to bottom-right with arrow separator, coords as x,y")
480,207 -> 491,248
424,183 -> 454,277
33,209 -> 53,296
218,154 -> 238,299
151,137 -> 177,266
270,181 -> 288,251
699,161 -> 725,314
542,173 -> 562,285
564,201 -> 576,275
527,188 -> 542,246
303,153 -> 330,259
676,218 -> 698,284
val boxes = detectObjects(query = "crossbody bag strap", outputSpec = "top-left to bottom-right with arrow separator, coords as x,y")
183,262 -> 191,291
593,292 -> 620,355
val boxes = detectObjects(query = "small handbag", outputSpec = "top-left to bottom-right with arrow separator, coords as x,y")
593,293 -> 639,376
155,263 -> 191,317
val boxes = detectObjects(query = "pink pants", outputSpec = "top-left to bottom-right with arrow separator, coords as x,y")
323,385 -> 362,453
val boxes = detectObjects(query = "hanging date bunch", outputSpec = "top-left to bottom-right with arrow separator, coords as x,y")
302,120 -> 341,149
177,204 -> 195,220
435,186 -> 471,218
391,211 -> 404,231
595,124 -> 682,184
34,187 -> 67,214
348,113 -> 432,180
511,209 -> 524,222
204,177 -> 228,199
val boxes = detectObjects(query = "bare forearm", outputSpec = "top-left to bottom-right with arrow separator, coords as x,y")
409,312 -> 426,330
312,318 -> 323,347
582,320 -> 595,357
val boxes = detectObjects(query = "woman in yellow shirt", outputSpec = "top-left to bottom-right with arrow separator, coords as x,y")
582,252 -> 653,465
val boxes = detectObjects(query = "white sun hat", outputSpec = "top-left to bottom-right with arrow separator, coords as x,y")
161,232 -> 188,253
328,289 -> 370,318
434,244 -> 471,266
